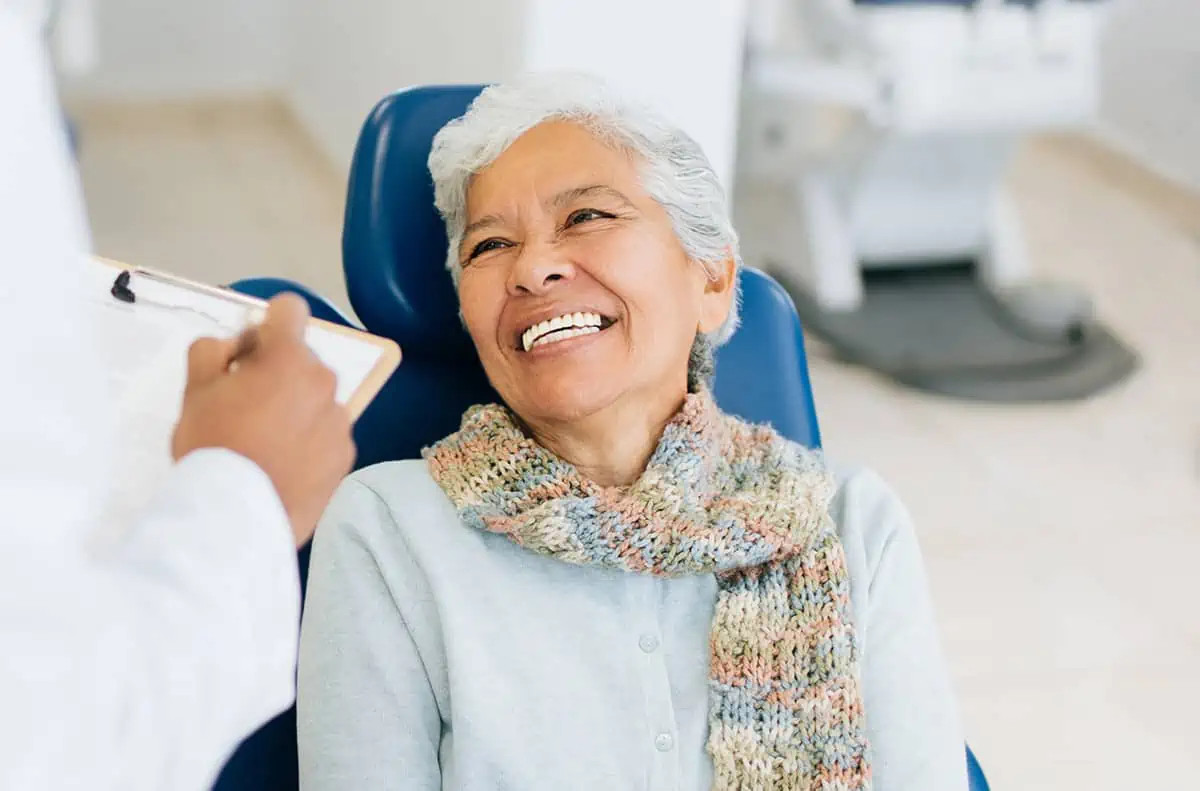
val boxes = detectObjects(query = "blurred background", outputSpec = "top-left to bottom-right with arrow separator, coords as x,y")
49,0 -> 1199,787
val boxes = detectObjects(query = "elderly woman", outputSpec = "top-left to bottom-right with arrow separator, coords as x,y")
297,73 -> 966,791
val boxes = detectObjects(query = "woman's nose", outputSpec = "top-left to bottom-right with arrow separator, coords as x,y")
507,243 -> 575,296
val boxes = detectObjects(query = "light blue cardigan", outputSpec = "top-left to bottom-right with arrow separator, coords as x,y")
297,459 -> 967,790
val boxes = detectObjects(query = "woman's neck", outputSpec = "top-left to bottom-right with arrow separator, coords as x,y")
528,390 -> 686,488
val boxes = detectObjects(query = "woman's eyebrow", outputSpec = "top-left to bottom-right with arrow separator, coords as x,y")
463,186 -> 633,240
550,185 -> 635,210
462,213 -> 504,239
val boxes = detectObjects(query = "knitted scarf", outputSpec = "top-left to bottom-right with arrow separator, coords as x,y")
423,390 -> 872,791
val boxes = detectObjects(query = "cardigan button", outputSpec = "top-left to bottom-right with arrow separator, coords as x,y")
639,634 -> 660,653
655,733 -> 674,752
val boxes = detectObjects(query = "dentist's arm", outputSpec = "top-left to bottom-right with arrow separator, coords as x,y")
0,8 -> 353,790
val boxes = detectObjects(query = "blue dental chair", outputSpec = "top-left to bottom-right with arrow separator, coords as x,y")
215,85 -> 989,791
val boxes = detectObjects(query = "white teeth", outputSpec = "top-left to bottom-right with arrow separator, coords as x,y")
529,325 -> 599,350
522,312 -> 604,351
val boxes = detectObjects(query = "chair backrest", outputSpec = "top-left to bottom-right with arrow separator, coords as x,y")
228,277 -> 356,326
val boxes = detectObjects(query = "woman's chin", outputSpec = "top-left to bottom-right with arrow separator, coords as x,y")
509,377 -> 623,426
496,339 -> 630,423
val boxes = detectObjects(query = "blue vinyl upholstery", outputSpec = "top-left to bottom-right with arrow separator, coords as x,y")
968,744 -> 991,791
226,277 -> 356,326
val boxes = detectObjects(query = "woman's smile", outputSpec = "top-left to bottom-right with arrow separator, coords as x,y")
519,321 -> 616,359
517,311 -> 618,352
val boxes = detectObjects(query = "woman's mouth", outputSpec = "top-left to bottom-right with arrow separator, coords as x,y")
519,312 -> 616,352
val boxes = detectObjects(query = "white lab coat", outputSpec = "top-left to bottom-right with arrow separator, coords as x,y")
0,7 -> 301,790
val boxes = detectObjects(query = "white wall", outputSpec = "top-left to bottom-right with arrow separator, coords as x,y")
1098,0 -> 1200,191
522,0 -> 748,189
285,0 -> 526,178
70,0 -> 749,187
68,0 -> 285,99
284,0 -> 749,186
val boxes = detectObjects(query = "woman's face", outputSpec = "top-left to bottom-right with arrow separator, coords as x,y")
457,121 -> 734,426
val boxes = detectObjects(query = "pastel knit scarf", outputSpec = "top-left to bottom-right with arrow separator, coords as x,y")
423,390 -> 872,791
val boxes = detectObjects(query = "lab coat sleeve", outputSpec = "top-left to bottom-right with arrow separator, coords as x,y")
0,7 -> 301,790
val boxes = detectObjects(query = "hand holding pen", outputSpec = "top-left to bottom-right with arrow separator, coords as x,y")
171,294 -> 357,547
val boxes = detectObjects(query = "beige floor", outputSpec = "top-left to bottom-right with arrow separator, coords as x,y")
75,99 -> 1200,789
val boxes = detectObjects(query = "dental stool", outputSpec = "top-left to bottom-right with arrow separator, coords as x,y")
737,0 -> 1137,401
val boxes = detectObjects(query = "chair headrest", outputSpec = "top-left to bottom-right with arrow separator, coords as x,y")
343,85 -> 486,360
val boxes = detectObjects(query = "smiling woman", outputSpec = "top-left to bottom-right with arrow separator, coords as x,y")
439,117 -> 736,483
297,73 -> 968,791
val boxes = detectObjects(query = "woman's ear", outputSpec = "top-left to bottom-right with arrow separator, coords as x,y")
698,255 -> 737,335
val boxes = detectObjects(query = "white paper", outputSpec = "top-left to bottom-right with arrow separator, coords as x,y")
87,260 -> 385,531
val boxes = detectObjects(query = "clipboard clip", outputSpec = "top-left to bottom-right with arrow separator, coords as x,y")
110,270 -> 137,303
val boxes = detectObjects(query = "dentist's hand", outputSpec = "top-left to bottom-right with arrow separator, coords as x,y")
172,294 -> 356,546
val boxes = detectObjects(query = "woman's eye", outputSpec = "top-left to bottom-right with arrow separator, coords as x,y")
565,208 -> 610,227
467,238 -> 508,261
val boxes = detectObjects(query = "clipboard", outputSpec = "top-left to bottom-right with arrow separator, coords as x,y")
92,257 -> 401,420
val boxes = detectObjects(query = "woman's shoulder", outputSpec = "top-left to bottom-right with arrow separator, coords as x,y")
319,459 -> 462,549
825,462 -> 921,588
347,457 -> 444,500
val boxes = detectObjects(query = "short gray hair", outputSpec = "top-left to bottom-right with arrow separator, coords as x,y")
427,72 -> 742,354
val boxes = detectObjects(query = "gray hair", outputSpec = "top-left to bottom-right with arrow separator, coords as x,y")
427,72 -> 742,387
